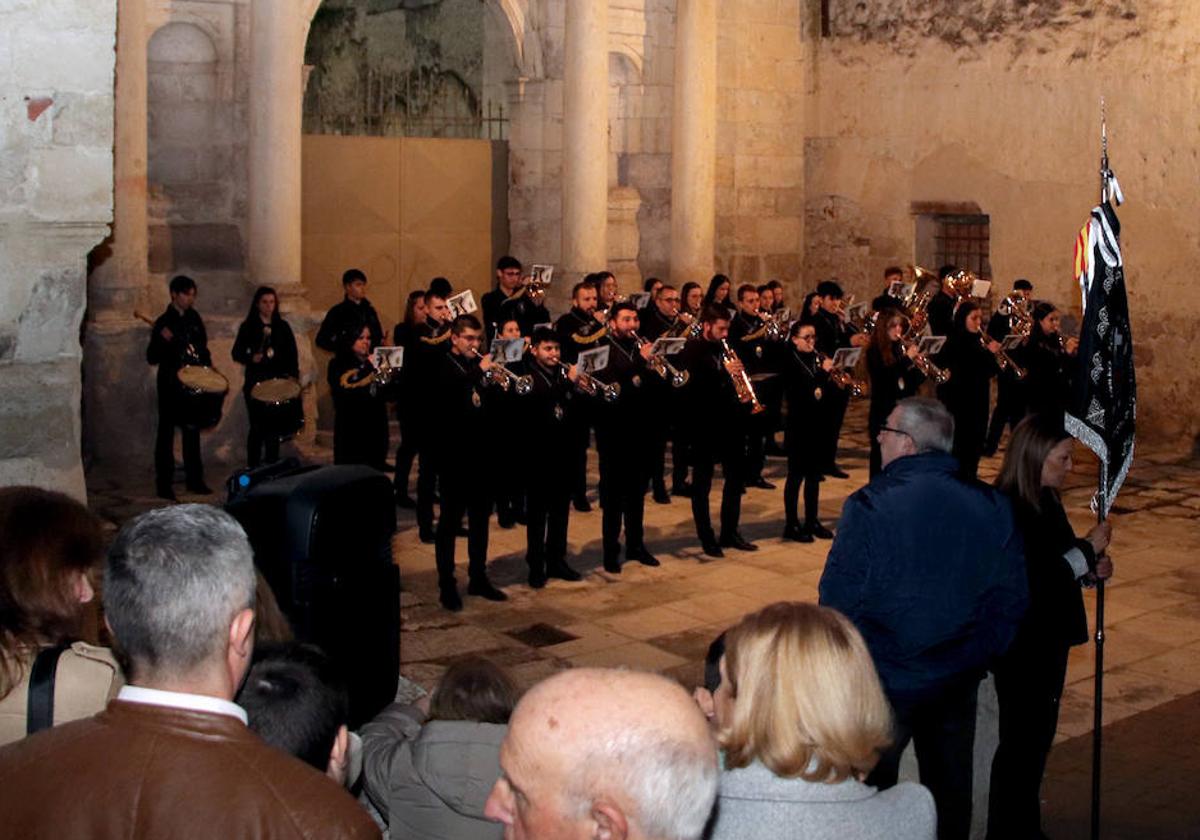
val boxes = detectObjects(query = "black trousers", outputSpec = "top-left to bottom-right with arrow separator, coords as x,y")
416,437 -> 439,536
689,431 -> 746,543
985,376 -> 1024,452
434,467 -> 491,591
155,394 -> 203,489
597,433 -> 649,559
526,464 -> 571,572
245,396 -> 281,468
670,427 -> 690,488
393,410 -> 418,496
568,416 -> 591,501
783,454 -> 821,527
987,642 -> 1071,839
869,678 -> 980,840
825,387 -> 850,469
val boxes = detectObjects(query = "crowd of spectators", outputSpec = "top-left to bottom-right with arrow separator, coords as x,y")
0,397 -> 1111,839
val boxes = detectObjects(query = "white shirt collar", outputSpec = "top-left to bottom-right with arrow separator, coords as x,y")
117,685 -> 248,725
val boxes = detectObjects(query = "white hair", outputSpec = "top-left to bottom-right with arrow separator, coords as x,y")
568,728 -> 720,840
894,396 -> 955,454
104,504 -> 256,679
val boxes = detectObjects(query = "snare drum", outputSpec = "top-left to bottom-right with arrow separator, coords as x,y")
249,377 -> 304,438
176,365 -> 229,429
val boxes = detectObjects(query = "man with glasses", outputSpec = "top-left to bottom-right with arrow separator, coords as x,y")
819,397 -> 1028,840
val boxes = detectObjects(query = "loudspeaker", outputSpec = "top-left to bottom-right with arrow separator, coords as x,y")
226,464 -> 399,728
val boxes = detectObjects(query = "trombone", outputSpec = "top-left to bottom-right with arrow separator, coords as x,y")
632,332 -> 689,388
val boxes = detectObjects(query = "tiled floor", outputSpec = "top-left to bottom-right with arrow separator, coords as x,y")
87,398 -> 1200,838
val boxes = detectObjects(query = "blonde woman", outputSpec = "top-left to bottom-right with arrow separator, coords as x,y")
704,602 -> 935,840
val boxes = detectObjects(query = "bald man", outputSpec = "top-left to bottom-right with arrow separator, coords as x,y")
485,668 -> 719,840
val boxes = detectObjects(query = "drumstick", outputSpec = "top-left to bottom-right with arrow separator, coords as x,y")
133,310 -> 156,327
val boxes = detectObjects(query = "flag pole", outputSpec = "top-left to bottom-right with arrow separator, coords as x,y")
1090,97 -> 1109,840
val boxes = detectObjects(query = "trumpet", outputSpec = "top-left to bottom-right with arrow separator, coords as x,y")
556,361 -> 621,402
720,339 -> 766,414
665,311 -> 699,338
470,348 -> 533,395
816,352 -> 866,397
757,309 -> 788,341
338,355 -> 398,394
977,332 -> 1026,380
632,332 -> 689,388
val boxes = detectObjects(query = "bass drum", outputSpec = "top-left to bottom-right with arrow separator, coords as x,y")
176,365 -> 229,429
249,377 -> 304,438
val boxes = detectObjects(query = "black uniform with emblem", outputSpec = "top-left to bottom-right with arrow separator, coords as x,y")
410,318 -> 453,539
866,337 -> 926,476
935,306 -> 1000,479
147,303 -> 212,494
391,318 -> 424,502
231,311 -> 300,467
431,349 -> 501,606
592,331 -> 658,572
728,309 -> 777,487
780,341 -> 834,538
519,353 -> 581,586
676,335 -> 749,552
1016,317 -> 1074,422
812,307 -> 856,475
327,346 -> 389,471
554,306 -> 607,509
315,296 -> 383,355
636,302 -> 681,502
482,286 -> 551,342
487,345 -> 528,529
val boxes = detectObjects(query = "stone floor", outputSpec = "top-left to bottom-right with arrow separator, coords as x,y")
87,398 -> 1200,838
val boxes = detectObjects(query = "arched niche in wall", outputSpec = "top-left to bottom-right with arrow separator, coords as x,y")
147,21 -> 243,277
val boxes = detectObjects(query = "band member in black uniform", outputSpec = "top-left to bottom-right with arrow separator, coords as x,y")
865,310 -> 925,477
983,279 -> 1034,455
702,274 -> 734,317
677,306 -> 757,557
554,281 -> 607,513
411,292 -> 454,541
728,284 -> 776,490
811,280 -> 868,478
593,302 -> 660,573
521,329 -> 585,587
765,279 -> 786,315
935,302 -> 1000,480
595,271 -> 619,319
1017,301 -> 1078,421
391,289 -> 428,506
327,325 -> 389,471
432,315 -> 507,611
148,275 -> 212,500
231,286 -> 300,468
482,256 -> 543,341
637,284 -> 687,504
924,264 -> 959,339
871,266 -> 907,313
680,281 -> 703,324
491,318 -> 528,529
780,321 -> 835,542
315,268 -> 383,354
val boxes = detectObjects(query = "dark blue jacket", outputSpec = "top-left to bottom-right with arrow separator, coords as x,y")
819,451 -> 1029,698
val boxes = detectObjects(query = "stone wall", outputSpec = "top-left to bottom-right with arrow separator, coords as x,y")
805,0 -> 1200,447
0,0 -> 116,499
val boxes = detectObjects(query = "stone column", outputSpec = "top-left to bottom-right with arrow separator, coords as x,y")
561,0 -> 609,280
669,0 -> 717,284
90,0 -> 148,320
249,0 -> 304,295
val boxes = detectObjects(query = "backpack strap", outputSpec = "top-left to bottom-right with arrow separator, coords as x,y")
26,644 -> 70,736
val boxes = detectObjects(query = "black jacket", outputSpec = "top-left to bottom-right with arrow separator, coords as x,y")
866,341 -> 925,430
147,306 -> 210,393
553,308 -> 606,364
232,317 -> 299,393
316,298 -> 383,354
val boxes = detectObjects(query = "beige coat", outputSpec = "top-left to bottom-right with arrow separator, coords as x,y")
0,642 -> 122,746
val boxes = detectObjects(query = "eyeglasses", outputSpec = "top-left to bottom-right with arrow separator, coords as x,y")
878,426 -> 912,440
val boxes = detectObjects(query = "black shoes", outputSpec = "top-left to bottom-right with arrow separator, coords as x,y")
467,579 -> 508,602
783,524 -> 814,543
573,495 -> 592,513
719,532 -> 758,552
496,514 -> 516,529
439,587 -> 463,611
603,555 -> 622,574
808,521 -> 834,540
528,567 -> 548,589
627,547 -> 660,567
700,540 -> 724,558
652,486 -> 672,504
748,477 -> 776,490
671,482 -> 693,498
547,560 -> 583,582
156,486 -> 177,502
824,466 -> 850,479
418,530 -> 435,544
185,481 -> 213,495
394,493 -> 416,509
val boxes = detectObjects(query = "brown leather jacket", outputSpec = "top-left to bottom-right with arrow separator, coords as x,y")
0,700 -> 380,839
